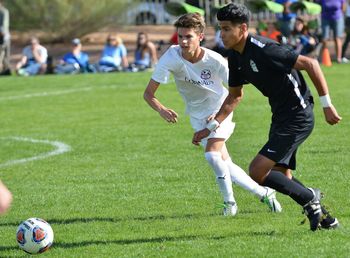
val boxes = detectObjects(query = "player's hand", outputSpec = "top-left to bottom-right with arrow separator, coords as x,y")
323,105 -> 342,125
206,113 -> 216,122
192,128 -> 210,146
159,108 -> 178,123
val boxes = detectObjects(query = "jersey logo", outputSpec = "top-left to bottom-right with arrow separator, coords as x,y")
250,60 -> 259,72
251,37 -> 265,48
200,69 -> 211,80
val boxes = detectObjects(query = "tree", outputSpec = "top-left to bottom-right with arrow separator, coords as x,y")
4,0 -> 134,42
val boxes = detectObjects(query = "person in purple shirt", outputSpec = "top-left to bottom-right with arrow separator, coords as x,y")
275,0 -> 298,37
316,0 -> 346,63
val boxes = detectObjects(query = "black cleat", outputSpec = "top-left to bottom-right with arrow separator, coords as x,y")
320,207 -> 340,229
303,188 -> 323,231
311,188 -> 339,229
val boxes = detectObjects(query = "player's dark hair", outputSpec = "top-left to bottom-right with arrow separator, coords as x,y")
174,12 -> 205,34
217,3 -> 250,26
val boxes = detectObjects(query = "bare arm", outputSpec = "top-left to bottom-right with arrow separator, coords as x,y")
147,42 -> 158,66
143,79 -> 178,123
294,55 -> 342,125
192,86 -> 243,145
32,45 -> 47,63
121,55 -> 129,68
15,56 -> 27,70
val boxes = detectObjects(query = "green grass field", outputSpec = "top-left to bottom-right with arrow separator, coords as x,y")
0,65 -> 349,257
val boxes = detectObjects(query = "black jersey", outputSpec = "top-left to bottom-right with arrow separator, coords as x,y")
228,34 -> 313,119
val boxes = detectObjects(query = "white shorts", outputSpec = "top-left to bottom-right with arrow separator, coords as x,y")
190,112 -> 235,147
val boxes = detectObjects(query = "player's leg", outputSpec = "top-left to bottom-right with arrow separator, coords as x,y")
205,138 -> 237,216
250,152 -> 321,231
221,144 -> 282,212
0,180 -> 12,214
277,166 -> 339,230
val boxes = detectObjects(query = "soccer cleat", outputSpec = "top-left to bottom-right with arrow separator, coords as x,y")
223,201 -> 238,216
320,215 -> 339,229
310,188 -> 340,230
303,188 -> 323,231
261,187 -> 282,213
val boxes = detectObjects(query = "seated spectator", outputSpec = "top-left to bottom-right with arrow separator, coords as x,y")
98,34 -> 128,72
260,21 -> 282,42
289,17 -> 318,56
212,28 -> 229,57
131,32 -> 157,71
55,38 -> 95,74
15,37 -> 48,76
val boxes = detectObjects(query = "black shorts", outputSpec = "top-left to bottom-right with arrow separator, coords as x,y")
259,103 -> 314,170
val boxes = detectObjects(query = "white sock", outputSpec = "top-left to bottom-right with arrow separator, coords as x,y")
225,157 -> 266,198
205,151 -> 235,203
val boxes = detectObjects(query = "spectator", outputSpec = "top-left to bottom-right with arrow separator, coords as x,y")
260,21 -> 282,42
0,0 -> 10,75
132,32 -> 158,71
212,27 -> 230,57
289,17 -> 319,56
98,34 -> 128,72
15,37 -> 48,76
275,0 -> 298,37
316,0 -> 346,63
55,38 -> 94,74
341,0 -> 350,62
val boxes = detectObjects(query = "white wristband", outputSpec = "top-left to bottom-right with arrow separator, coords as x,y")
319,94 -> 332,108
206,119 -> 220,131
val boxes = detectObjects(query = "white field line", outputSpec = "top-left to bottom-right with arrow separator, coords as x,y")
0,85 -> 118,102
0,137 -> 71,168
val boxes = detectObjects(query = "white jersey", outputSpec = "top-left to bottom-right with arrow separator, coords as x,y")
22,45 -> 48,64
152,45 -> 229,119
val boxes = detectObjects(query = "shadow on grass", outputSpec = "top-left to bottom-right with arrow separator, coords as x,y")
1,231 -> 279,252
0,213 -> 218,228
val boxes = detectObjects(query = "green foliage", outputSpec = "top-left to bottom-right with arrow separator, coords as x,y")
3,0 -> 134,42
0,65 -> 349,256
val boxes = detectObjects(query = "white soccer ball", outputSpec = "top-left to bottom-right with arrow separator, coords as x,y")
16,218 -> 54,254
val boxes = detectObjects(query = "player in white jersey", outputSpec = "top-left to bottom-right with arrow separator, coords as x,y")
143,13 -> 281,215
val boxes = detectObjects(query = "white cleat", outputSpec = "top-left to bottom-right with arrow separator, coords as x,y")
261,187 -> 282,213
223,201 -> 238,216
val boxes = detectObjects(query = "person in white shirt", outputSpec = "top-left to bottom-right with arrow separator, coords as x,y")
0,0 -> 10,74
143,13 -> 282,216
15,37 -> 48,76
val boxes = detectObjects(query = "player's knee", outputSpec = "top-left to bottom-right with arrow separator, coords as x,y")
205,151 -> 221,165
248,164 -> 265,184
205,151 -> 226,178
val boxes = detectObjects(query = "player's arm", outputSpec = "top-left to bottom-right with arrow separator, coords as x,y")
148,42 -> 158,66
143,79 -> 178,123
294,55 -> 342,125
192,86 -> 243,145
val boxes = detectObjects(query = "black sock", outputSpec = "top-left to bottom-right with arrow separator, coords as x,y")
263,170 -> 314,206
292,176 -> 305,187
293,176 -> 330,216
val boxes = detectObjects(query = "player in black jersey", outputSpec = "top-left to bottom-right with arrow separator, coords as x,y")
192,3 -> 342,231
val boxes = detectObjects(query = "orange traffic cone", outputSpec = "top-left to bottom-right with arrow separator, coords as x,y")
321,48 -> 332,67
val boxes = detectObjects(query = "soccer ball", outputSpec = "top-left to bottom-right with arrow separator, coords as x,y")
16,218 -> 54,254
